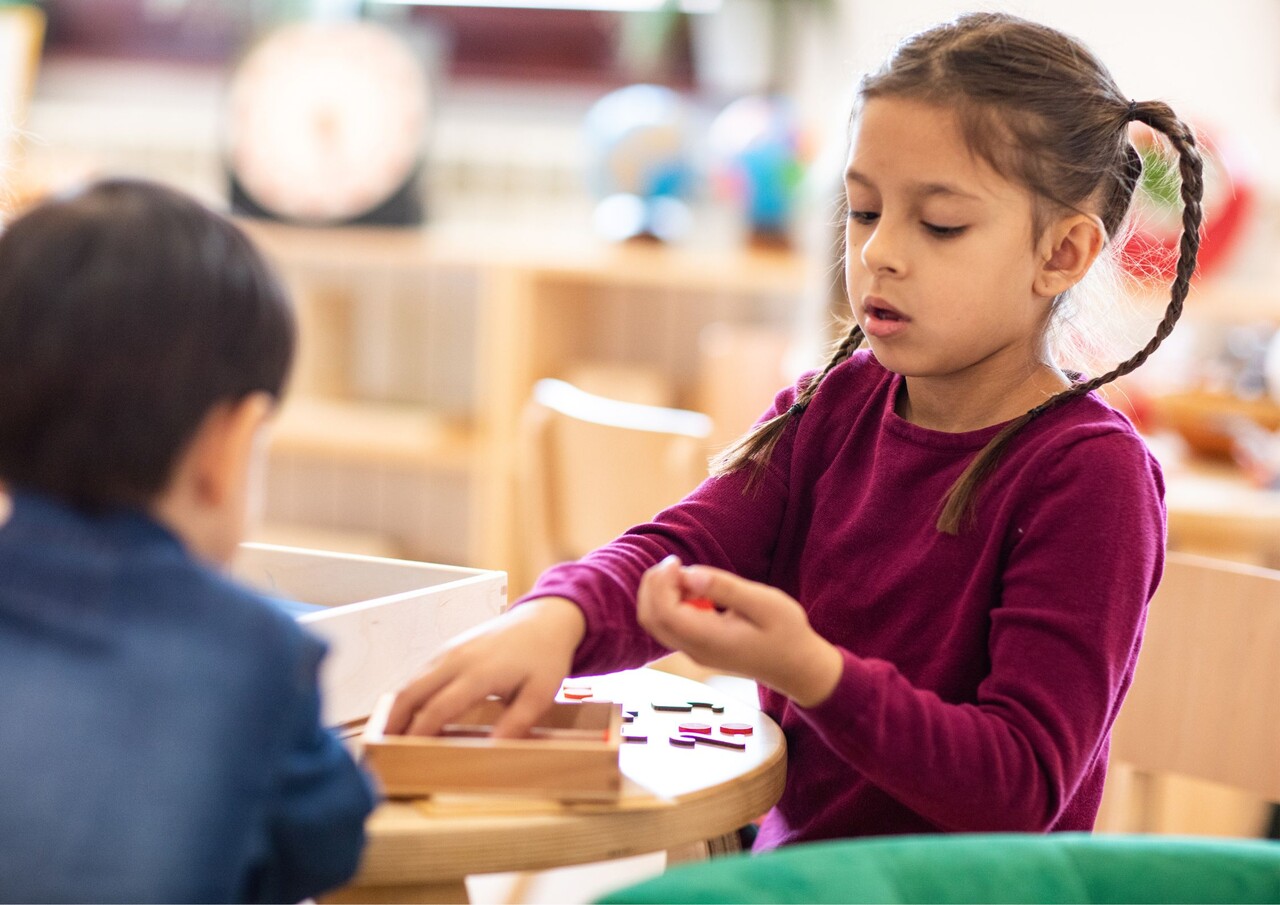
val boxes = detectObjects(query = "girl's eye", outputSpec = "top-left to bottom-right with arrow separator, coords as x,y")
923,222 -> 967,238
848,210 -> 879,225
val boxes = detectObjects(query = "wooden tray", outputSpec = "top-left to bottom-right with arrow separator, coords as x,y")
361,694 -> 623,802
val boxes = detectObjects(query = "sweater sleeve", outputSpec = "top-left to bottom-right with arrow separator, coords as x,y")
513,381 -> 807,677
251,633 -> 378,904
792,429 -> 1165,832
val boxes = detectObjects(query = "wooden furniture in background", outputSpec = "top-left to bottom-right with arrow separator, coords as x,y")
239,220 -> 805,578
1161,451 -> 1280,569
517,377 -> 712,595
1098,552 -> 1280,835
694,321 -> 793,450
0,3 -> 45,213
325,667 -> 787,905
231,543 -> 506,726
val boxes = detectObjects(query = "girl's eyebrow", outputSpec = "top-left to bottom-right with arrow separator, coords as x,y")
845,168 -> 983,202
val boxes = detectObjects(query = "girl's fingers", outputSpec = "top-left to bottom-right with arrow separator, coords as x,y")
404,674 -> 504,738
490,672 -> 563,739
679,565 -> 780,625
638,554 -> 683,623
385,662 -> 454,735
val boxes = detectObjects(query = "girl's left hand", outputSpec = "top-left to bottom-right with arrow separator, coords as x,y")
637,556 -> 844,708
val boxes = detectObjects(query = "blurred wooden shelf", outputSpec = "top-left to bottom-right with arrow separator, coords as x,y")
270,397 -> 473,471
241,219 -> 808,576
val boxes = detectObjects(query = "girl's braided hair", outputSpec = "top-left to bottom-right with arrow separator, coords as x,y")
710,12 -> 1203,534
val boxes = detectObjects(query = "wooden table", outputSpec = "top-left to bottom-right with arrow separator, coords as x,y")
326,668 -> 787,904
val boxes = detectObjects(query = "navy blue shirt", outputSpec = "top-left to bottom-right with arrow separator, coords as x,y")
0,490 -> 376,903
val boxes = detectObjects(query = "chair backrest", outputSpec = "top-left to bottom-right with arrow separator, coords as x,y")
517,378 -> 712,588
694,322 -> 793,450
1110,551 -> 1280,802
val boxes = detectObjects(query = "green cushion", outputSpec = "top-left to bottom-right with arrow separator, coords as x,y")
598,834 -> 1280,904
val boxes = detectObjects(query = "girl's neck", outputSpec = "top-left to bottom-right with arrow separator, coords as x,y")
896,362 -> 1071,433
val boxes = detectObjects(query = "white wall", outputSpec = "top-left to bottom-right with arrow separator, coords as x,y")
826,0 -> 1280,194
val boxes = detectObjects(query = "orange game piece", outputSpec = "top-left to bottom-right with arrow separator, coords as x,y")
720,722 -> 754,736
685,596 -> 716,611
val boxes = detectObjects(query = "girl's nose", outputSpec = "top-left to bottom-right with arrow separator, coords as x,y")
860,221 -> 905,275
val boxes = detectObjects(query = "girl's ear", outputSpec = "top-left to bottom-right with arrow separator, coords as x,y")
1034,213 -> 1106,299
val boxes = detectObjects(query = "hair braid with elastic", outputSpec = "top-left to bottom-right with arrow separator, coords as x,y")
709,322 -> 865,489
936,100 -> 1204,533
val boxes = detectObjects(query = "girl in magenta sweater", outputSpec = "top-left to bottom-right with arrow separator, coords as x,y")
389,13 -> 1202,844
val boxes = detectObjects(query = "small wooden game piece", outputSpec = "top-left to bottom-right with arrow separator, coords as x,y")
562,687 -> 594,700
677,722 -> 712,735
720,722 -> 754,736
687,701 -> 726,713
653,702 -> 694,712
625,710 -> 639,717
668,735 -> 697,748
685,596 -> 717,611
682,734 -> 747,751
622,713 -> 635,723
622,734 -> 648,744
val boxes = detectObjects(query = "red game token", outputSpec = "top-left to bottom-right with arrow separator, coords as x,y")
562,688 -> 593,700
720,722 -> 754,736
677,722 -> 712,735
684,597 -> 716,611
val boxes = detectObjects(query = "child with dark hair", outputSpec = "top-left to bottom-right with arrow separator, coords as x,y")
0,179 -> 375,902
388,14 -> 1202,844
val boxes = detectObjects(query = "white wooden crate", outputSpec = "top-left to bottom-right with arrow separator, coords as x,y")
232,543 -> 507,726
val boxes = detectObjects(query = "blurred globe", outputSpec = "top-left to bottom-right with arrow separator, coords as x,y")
709,95 -> 806,244
584,84 -> 695,242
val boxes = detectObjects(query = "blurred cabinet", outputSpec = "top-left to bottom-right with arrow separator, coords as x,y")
239,220 -> 806,584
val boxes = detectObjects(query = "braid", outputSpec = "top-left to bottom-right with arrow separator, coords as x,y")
710,321 -> 865,490
937,101 -> 1204,534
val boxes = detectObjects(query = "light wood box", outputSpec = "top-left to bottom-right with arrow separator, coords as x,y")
231,543 -> 507,726
361,693 -> 623,802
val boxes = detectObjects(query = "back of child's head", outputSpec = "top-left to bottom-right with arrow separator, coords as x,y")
713,12 -> 1203,532
0,178 -> 295,510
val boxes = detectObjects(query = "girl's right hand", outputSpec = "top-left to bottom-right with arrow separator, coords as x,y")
384,596 -> 586,739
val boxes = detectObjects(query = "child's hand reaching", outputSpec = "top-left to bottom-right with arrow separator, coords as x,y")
637,556 -> 843,708
385,597 -> 585,738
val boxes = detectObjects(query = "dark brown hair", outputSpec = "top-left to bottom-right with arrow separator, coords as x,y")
711,12 -> 1203,534
0,179 -> 295,510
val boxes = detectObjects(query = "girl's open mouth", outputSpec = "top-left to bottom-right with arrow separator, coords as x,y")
863,299 -> 911,338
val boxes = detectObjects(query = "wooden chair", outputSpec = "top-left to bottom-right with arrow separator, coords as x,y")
1100,551 -> 1280,834
694,322 -> 793,451
515,378 -> 747,866
516,376 -> 712,596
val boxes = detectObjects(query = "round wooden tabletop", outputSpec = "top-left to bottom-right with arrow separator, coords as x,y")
329,668 -> 787,903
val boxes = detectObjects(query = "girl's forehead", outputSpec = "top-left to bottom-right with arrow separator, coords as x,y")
846,97 -> 1019,202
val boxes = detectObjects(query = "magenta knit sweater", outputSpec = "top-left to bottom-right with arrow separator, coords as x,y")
516,350 -> 1164,848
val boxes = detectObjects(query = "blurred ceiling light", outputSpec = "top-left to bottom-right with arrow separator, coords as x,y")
368,0 -> 722,11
